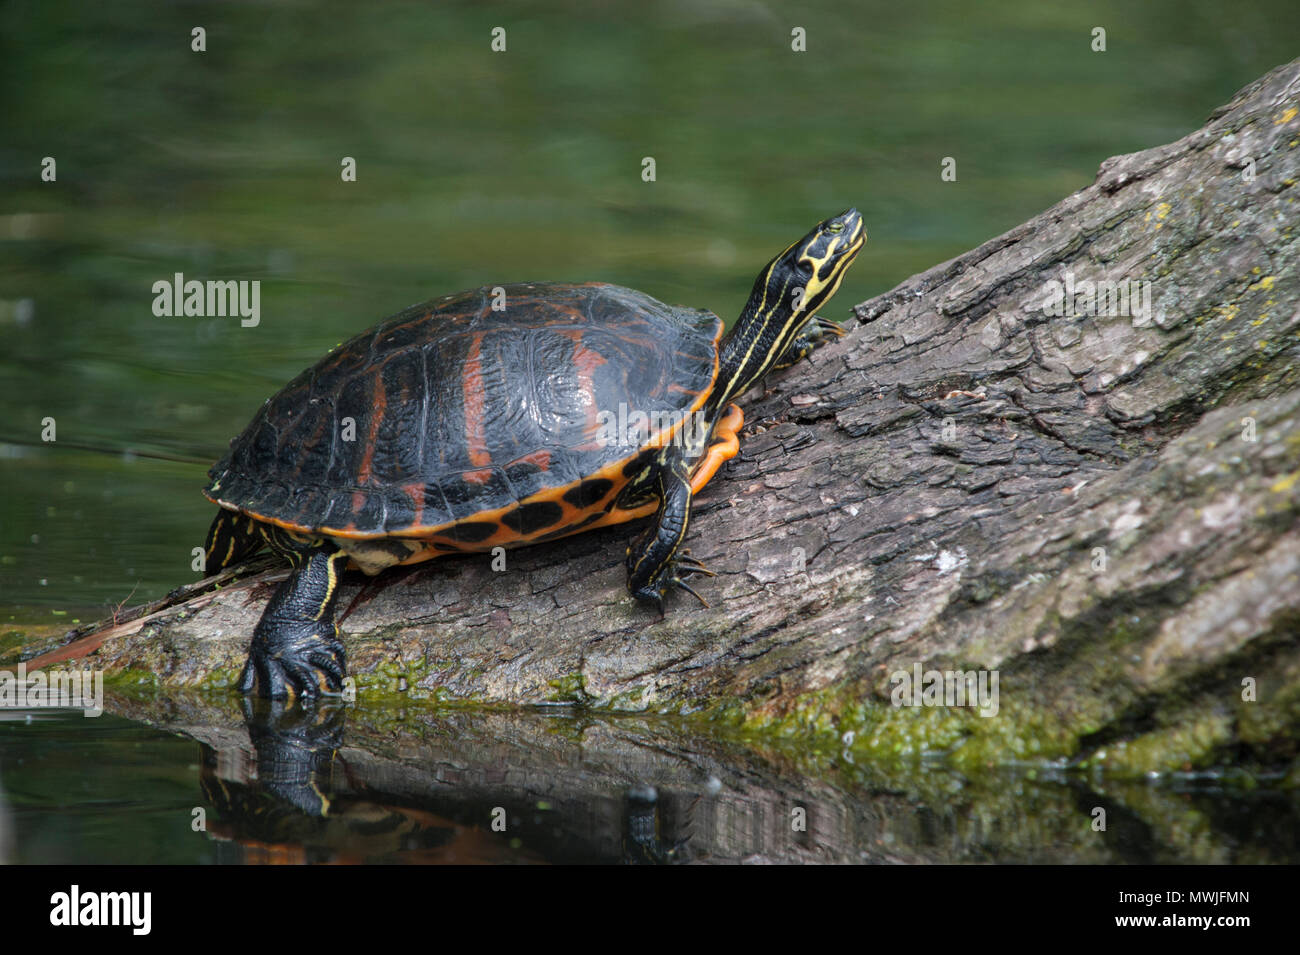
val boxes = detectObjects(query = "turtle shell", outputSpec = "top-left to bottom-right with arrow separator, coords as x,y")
205,282 -> 724,549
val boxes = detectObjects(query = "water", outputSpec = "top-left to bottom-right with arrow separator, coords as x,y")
2,0 -> 1298,863
4,705 -> 1295,864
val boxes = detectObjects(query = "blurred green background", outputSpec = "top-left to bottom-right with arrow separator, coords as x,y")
2,0 -> 1298,624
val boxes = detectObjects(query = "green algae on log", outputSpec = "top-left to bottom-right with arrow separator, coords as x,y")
10,58 -> 1300,778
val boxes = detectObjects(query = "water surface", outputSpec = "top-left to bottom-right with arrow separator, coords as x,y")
3,704 -> 1295,864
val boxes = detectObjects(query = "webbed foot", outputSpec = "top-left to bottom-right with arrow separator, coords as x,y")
629,547 -> 716,611
239,625 -> 346,700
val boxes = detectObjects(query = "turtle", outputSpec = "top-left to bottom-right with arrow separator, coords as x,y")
204,209 -> 865,699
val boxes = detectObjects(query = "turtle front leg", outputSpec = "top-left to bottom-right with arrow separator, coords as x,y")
626,451 -> 716,611
772,315 -> 845,371
240,531 -> 349,700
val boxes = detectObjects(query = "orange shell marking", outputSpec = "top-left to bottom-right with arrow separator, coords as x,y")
462,333 -> 492,476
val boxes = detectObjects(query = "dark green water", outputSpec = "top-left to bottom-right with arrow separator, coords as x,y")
0,712 -> 217,864
3,706 -> 1296,864
2,2 -> 1298,863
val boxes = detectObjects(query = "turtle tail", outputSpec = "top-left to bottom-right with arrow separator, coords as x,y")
204,509 -> 265,574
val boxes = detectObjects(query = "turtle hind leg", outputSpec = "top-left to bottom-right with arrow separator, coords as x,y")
204,509 -> 265,574
625,450 -> 716,612
240,529 -> 349,700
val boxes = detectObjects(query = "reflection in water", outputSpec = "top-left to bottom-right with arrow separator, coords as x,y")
622,784 -> 693,865
82,696 -> 1287,866
3,702 -> 1299,864
198,699 -> 695,864
0,775 -> 13,865
2,701 -> 1297,865
201,699 -> 523,864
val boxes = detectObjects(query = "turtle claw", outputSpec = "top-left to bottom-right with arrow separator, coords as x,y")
812,315 -> 846,338
242,630 -> 346,700
238,655 -> 281,698
630,549 -> 717,610
674,578 -> 710,608
674,550 -> 717,577
308,650 -> 346,686
772,316 -> 845,372
669,551 -> 715,607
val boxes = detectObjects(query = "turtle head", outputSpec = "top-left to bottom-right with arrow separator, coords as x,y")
716,209 -> 865,406
767,208 -> 866,318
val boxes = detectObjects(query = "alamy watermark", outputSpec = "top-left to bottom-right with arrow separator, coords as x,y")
1033,270 -> 1152,324
49,885 -> 150,935
596,403 -> 709,450
151,272 -> 260,327
890,663 -> 999,718
0,663 -> 103,717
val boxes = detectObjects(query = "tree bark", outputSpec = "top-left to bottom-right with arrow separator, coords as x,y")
16,59 -> 1300,776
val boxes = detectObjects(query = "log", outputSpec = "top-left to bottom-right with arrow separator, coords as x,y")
13,58 -> 1300,777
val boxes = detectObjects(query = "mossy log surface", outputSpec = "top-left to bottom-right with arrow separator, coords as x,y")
16,60 -> 1300,775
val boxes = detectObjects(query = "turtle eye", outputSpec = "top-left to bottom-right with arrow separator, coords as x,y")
828,222 -> 844,234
